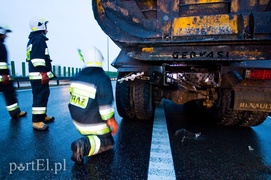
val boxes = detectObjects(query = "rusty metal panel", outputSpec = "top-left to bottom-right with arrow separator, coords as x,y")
233,87 -> 271,112
250,12 -> 271,35
172,14 -> 239,36
93,0 -> 271,61
181,0 -> 229,3
179,0 -> 231,16
125,42 -> 271,61
231,0 -> 270,12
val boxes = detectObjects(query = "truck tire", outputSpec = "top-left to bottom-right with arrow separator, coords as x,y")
211,89 -> 238,126
133,79 -> 154,121
211,89 -> 268,127
116,74 -> 135,120
238,112 -> 268,127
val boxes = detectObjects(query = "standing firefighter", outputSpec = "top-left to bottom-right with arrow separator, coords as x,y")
69,46 -> 118,165
26,17 -> 55,131
0,25 -> 27,119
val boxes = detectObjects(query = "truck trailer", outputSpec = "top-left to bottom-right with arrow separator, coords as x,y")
92,0 -> 271,127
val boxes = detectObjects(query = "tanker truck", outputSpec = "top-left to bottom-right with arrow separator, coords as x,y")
92,0 -> 271,127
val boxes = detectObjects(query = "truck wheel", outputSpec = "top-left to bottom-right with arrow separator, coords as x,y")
211,89 -> 268,127
133,79 -> 154,121
211,89 -> 239,126
238,112 -> 268,127
116,74 -> 135,119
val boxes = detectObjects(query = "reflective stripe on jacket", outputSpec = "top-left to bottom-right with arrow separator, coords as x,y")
0,62 -> 8,69
29,71 -> 54,80
72,120 -> 111,135
99,105 -> 114,120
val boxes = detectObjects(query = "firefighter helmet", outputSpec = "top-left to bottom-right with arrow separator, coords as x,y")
84,46 -> 104,67
29,17 -> 48,32
0,25 -> 12,34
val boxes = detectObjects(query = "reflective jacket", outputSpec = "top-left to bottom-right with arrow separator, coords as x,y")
68,67 -> 115,126
26,31 -> 54,80
0,38 -> 11,82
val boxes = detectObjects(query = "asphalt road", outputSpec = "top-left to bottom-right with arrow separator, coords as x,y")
0,82 -> 271,179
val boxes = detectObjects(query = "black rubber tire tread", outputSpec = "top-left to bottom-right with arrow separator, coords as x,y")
115,74 -> 135,120
216,89 -> 240,126
238,111 -> 268,127
133,79 -> 154,121
212,89 -> 268,127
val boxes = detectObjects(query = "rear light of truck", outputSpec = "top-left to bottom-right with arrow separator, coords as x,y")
244,69 -> 271,80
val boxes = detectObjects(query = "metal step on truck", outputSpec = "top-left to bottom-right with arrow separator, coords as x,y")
92,0 -> 271,127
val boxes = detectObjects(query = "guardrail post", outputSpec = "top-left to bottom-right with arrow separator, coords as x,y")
57,66 -> 61,85
22,62 -> 26,77
53,65 -> 56,75
72,67 -> 74,76
11,61 -> 15,76
58,66 -> 61,77
68,67 -> 71,77
63,66 -> 66,77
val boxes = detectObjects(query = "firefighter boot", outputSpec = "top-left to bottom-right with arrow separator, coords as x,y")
32,122 -> 49,131
44,116 -> 55,123
17,111 -> 27,118
12,111 -> 27,119
71,137 -> 90,165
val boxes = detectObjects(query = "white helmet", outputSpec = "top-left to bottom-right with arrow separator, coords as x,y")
29,17 -> 48,32
83,46 -> 104,67
0,24 -> 12,34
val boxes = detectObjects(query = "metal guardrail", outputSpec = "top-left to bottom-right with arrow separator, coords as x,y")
13,76 -> 117,89
10,61 -> 118,88
13,76 -> 71,89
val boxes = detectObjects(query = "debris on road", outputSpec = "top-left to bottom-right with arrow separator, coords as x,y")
248,145 -> 254,151
175,128 -> 201,143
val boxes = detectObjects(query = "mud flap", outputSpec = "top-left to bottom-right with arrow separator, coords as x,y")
233,87 -> 271,112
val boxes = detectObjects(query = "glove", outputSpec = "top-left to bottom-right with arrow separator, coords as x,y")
40,72 -> 49,85
1,74 -> 10,85
106,117 -> 118,135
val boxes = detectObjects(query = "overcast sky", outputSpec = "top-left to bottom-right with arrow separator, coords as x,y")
0,0 -> 120,75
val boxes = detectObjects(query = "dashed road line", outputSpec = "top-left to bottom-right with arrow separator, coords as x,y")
148,106 -> 176,180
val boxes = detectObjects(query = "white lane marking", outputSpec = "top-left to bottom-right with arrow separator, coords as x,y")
148,106 -> 176,180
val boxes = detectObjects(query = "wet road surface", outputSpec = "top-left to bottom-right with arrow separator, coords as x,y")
0,82 -> 271,179
164,100 -> 271,179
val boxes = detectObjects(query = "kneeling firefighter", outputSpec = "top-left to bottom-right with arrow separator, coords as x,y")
68,46 -> 118,165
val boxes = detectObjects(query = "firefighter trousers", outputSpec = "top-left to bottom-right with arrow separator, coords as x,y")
0,82 -> 21,118
79,132 -> 114,157
72,121 -> 114,156
30,81 -> 50,122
